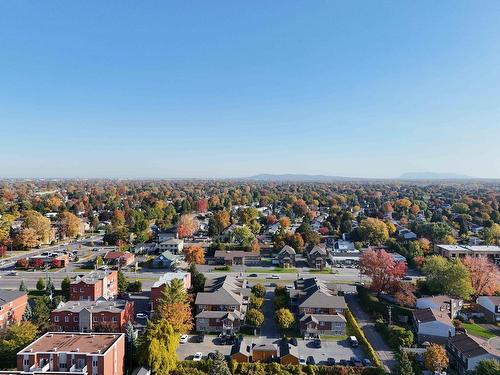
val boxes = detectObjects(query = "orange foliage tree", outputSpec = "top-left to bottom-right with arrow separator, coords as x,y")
157,302 -> 193,333
184,245 -> 205,265
176,214 -> 198,238
462,256 -> 500,296
360,248 -> 407,295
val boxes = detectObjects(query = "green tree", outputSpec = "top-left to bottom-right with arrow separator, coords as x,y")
395,350 -> 415,375
251,284 -> 266,298
117,270 -> 128,294
19,280 -> 28,292
422,256 -> 473,299
474,359 -> 500,375
61,276 -> 71,300
208,350 -> 231,375
0,321 -> 38,368
358,218 -> 389,245
138,320 -> 178,375
189,264 -> 206,293
45,277 -> 55,296
246,308 -> 264,328
249,294 -> 264,309
22,301 -> 33,321
273,295 -> 289,310
159,278 -> 189,306
36,278 -> 45,291
31,297 -> 51,331
95,255 -> 103,268
233,225 -> 255,247
275,308 -> 295,330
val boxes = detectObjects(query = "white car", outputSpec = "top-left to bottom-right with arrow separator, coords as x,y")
193,352 -> 203,361
299,357 -> 306,365
135,312 -> 148,320
270,274 -> 280,279
180,334 -> 189,344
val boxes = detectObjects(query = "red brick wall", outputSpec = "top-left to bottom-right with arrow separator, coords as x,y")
0,293 -> 28,328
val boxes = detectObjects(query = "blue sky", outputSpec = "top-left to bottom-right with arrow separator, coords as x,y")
1,1 -> 500,178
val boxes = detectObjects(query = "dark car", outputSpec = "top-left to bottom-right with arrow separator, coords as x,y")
350,357 -> 362,367
248,273 -> 258,277
197,334 -> 205,343
289,337 -> 298,346
313,339 -> 322,348
327,358 -> 336,366
307,356 -> 316,365
207,352 -> 216,360
362,358 -> 372,367
339,359 -> 348,366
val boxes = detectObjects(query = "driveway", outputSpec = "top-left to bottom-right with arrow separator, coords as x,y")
298,337 -> 364,364
261,289 -> 279,339
345,294 -> 395,372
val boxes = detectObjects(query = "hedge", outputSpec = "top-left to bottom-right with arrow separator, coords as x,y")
356,286 -> 413,322
344,308 -> 384,370
374,320 -> 414,349
176,360 -> 386,375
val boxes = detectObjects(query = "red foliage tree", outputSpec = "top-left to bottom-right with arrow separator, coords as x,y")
319,227 -> 329,235
462,256 -> 500,296
360,248 -> 407,295
176,215 -> 199,238
16,258 -> 29,268
30,258 -> 45,269
0,245 -> 6,257
266,215 -> 277,225
196,199 -> 208,213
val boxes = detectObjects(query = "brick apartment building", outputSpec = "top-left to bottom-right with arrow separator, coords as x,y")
51,300 -> 134,333
70,271 -> 118,301
150,272 -> 191,310
0,290 -> 28,329
0,332 -> 125,375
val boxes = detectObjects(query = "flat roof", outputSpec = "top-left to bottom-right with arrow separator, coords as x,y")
20,332 -> 123,355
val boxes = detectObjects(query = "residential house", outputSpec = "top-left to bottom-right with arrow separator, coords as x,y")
277,245 -> 296,268
413,308 -> 455,344
152,250 -> 181,269
398,228 -> 417,241
103,251 -> 135,268
333,239 -> 356,253
213,250 -> 261,266
416,295 -> 463,319
70,271 -> 118,301
446,333 -> 500,373
194,275 -> 248,334
158,238 -> 184,254
0,290 -> 28,329
157,231 -> 177,243
131,243 -> 157,255
476,296 -> 500,323
150,272 -> 192,310
251,344 -> 278,363
231,341 -> 251,363
4,332 -> 125,375
293,277 -> 347,338
279,342 -> 300,365
435,244 -> 500,265
306,245 -> 329,269
51,299 -> 134,332
267,222 -> 280,236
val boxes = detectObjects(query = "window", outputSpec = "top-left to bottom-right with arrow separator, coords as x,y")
59,363 -> 67,369
23,359 -> 29,366
92,359 -> 98,367
73,316 -> 79,322
54,316 -> 60,322
102,316 -> 106,322
112,316 -> 118,323
64,316 -> 69,322
93,316 -> 99,322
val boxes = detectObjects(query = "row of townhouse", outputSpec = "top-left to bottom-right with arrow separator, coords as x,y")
231,341 -> 300,365
435,244 -> 500,265
446,333 -> 500,373
51,299 -> 134,333
0,290 -> 28,329
291,277 -> 347,337
194,275 -> 250,334
0,332 -> 125,375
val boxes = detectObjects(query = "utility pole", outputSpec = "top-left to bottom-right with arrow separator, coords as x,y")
388,305 -> 392,326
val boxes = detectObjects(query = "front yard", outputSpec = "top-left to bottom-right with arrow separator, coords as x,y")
461,322 -> 496,339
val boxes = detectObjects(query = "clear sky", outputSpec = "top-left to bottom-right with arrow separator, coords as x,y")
1,1 -> 500,179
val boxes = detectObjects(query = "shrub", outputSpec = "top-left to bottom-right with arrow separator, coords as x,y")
357,286 -> 413,322
127,280 -> 142,292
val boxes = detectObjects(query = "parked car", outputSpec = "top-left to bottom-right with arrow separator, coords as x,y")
362,358 -> 372,367
135,312 -> 148,320
349,336 -> 359,347
327,358 -> 336,366
207,352 -> 216,360
180,334 -> 189,344
289,337 -> 298,346
339,359 -> 348,366
193,352 -> 203,361
350,356 -> 362,367
299,357 -> 306,365
307,356 -> 316,365
403,276 -> 412,281
313,339 -> 322,348
197,334 -> 205,343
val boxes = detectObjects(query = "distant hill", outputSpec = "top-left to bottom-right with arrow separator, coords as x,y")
399,172 -> 472,180
245,174 -> 358,182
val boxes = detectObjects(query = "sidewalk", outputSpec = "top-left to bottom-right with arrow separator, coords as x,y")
346,294 -> 396,372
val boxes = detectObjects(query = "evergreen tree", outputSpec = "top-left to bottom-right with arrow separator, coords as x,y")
36,278 -> 45,291
395,350 -> 415,375
189,264 -> 205,293
61,276 -> 71,300
19,280 -> 28,292
208,351 -> 231,375
22,301 -> 32,321
117,270 -> 128,294
138,320 -> 178,375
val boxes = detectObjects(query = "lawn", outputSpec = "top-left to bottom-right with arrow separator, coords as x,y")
320,334 -> 348,341
462,323 -> 496,339
309,268 -> 334,274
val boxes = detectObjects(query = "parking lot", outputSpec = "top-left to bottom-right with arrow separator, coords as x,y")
176,334 -> 365,365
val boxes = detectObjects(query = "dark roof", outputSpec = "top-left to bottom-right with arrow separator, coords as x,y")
448,334 -> 489,358
413,308 -> 452,325
252,343 -> 277,352
279,245 -> 296,256
280,342 -> 299,358
300,313 -> 346,323
0,290 -> 26,305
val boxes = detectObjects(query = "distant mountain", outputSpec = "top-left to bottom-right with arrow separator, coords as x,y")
245,174 -> 358,182
399,172 -> 472,180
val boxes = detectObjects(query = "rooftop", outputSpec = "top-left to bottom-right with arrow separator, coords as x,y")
20,332 -> 124,354
0,290 -> 26,305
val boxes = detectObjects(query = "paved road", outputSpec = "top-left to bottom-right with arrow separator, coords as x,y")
260,288 -> 279,339
346,294 -> 395,372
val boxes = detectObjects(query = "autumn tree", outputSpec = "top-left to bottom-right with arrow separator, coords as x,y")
183,246 -> 205,265
423,256 -> 473,300
359,248 -> 406,295
462,256 -> 500,296
15,227 -> 40,249
0,321 -> 38,367
418,238 -> 431,253
176,215 -> 198,238
275,308 -> 295,330
279,217 -> 291,229
424,344 -> 449,372
246,308 -> 264,328
60,211 -> 81,238
22,210 -> 51,244
196,199 -> 208,213
138,320 -> 178,375
250,239 -> 260,253
394,282 -> 416,308
266,214 -> 277,224
358,218 -> 389,245
474,359 -> 500,375
251,284 -> 266,298
157,302 -> 193,333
